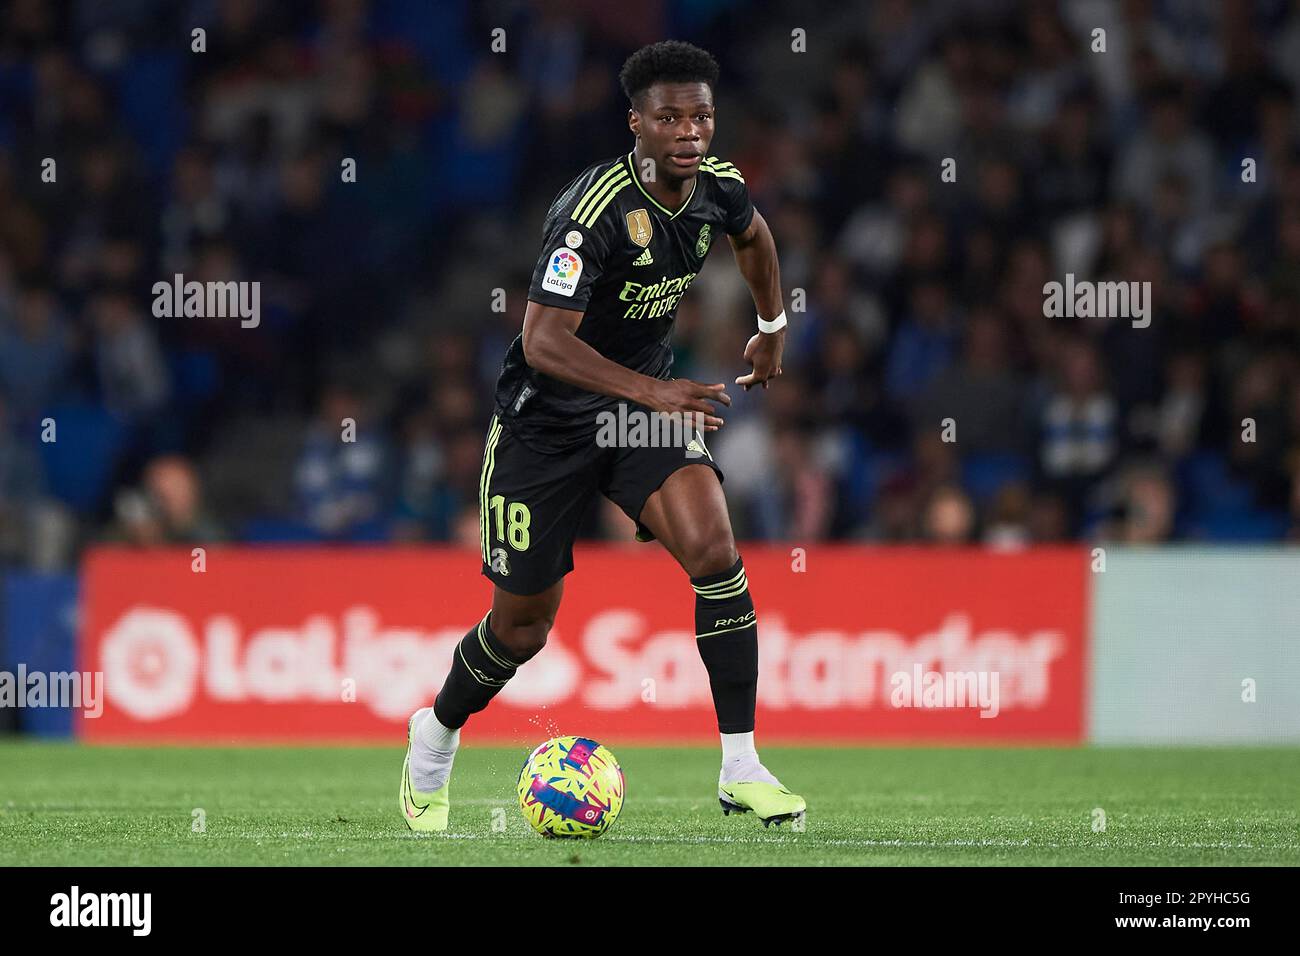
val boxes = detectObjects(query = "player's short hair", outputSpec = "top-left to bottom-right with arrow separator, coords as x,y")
619,41 -> 720,108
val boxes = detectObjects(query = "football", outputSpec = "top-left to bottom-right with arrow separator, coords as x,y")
516,736 -> 625,838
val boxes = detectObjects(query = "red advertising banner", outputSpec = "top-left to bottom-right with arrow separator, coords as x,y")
79,546 -> 1089,743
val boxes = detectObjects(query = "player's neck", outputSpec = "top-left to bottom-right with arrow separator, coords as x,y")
633,144 -> 694,213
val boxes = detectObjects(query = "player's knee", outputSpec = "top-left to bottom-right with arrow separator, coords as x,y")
496,616 -> 553,662
683,535 -> 739,579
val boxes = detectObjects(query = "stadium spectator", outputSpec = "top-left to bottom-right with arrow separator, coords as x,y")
294,381 -> 389,538
90,286 -> 170,424
0,395 -> 49,564
108,454 -> 224,547
921,484 -> 977,545
1,0 -> 1298,565
912,305 -> 1027,456
1037,335 -> 1119,528
0,281 -> 72,425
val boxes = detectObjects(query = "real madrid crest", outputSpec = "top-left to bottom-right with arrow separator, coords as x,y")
696,223 -> 712,257
626,209 -> 653,248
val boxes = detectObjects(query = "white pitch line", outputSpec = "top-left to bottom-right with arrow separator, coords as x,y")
418,832 -> 1300,851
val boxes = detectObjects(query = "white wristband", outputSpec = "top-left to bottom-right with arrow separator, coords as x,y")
757,310 -> 787,334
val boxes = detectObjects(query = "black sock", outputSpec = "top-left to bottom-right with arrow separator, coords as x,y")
691,557 -> 758,734
433,613 -> 522,729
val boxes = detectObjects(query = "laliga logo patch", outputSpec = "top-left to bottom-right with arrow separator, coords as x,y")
551,250 -> 580,277
542,248 -> 582,297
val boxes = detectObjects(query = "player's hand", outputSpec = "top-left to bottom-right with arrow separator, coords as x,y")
643,378 -> 731,431
736,330 -> 784,390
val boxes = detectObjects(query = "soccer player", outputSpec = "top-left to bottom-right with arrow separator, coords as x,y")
401,40 -> 805,831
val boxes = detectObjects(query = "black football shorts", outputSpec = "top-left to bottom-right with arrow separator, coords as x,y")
477,407 -> 724,595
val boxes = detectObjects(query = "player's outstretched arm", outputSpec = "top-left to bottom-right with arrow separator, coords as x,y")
522,301 -> 731,429
727,209 -> 785,390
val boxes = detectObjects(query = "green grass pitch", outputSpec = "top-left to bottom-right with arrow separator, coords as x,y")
1,742 -> 1296,866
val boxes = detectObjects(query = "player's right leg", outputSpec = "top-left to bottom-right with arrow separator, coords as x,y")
401,413 -> 595,832
627,457 -> 805,827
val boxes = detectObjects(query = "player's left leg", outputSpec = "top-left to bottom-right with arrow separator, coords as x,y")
402,412 -> 595,832
402,581 -> 563,830
617,457 -> 806,826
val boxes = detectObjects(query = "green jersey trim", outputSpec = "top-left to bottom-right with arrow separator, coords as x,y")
625,151 -> 698,219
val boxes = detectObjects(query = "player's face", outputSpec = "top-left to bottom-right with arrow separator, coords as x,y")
630,82 -> 715,180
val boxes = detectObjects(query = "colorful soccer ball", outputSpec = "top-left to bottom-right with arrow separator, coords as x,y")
516,736 -> 625,838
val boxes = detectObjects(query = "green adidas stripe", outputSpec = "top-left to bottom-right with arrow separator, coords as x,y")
572,164 -> 627,224
575,171 -> 629,227
479,417 -> 502,562
483,420 -> 502,559
478,416 -> 496,561
579,175 -> 630,226
703,168 -> 745,183
702,158 -> 742,174
477,420 -> 490,561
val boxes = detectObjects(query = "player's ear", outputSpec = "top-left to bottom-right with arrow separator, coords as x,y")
628,108 -> 639,137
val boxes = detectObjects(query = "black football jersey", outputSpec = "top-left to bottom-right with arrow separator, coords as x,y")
494,151 -> 754,453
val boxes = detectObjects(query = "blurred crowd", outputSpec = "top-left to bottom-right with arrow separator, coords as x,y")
3,0 -> 1300,570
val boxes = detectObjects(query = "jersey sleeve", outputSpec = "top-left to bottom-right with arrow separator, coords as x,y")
711,161 -> 755,236
526,191 -> 614,312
